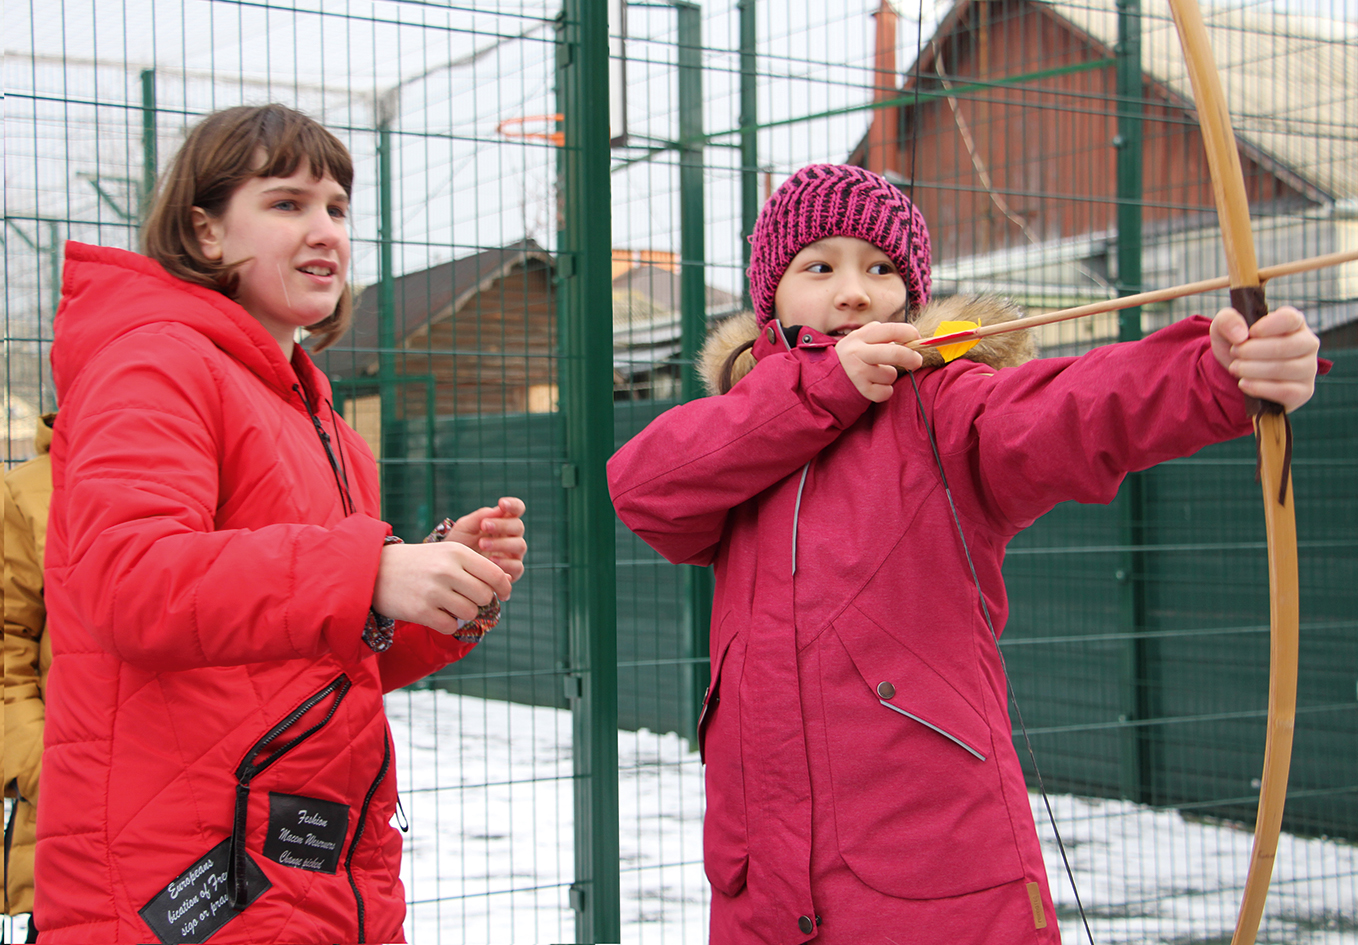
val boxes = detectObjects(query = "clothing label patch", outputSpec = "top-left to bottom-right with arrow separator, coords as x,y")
1026,881 -> 1048,929
139,837 -> 270,944
262,791 -> 349,874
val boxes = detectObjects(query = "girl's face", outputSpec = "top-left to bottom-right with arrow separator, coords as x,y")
193,162 -> 350,350
773,236 -> 908,337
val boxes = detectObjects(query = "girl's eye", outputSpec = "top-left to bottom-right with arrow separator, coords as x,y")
329,206 -> 347,220
272,200 -> 298,212
806,262 -> 832,274
869,262 -> 896,276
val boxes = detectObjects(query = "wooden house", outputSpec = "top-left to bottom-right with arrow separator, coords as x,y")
315,241 -> 744,452
612,260 -> 742,400
851,0 -> 1356,351
315,239 -> 558,425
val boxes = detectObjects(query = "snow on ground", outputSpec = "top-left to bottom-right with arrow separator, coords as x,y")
387,688 -> 1358,945
3,689 -> 1351,944
386,687 -> 709,944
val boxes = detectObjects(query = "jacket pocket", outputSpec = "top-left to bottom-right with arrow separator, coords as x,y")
230,674 -> 352,908
697,628 -> 749,898
819,610 -> 1025,899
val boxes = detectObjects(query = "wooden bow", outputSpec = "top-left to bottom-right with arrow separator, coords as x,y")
1163,2 -> 1300,943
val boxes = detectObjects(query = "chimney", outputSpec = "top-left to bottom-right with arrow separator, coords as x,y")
867,0 -> 900,176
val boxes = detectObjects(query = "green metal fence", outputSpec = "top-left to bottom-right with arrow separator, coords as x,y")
5,0 -> 1357,942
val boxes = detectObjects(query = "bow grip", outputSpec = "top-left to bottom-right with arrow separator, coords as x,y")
1229,284 -> 1285,418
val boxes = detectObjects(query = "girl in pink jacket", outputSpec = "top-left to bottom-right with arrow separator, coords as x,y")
608,164 -> 1320,945
39,105 -> 526,943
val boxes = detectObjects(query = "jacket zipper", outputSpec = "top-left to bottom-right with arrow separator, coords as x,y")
345,727 -> 393,943
790,462 -> 811,575
230,674 -> 352,908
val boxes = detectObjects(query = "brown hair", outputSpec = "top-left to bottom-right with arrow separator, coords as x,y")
142,104 -> 355,352
718,338 -> 756,395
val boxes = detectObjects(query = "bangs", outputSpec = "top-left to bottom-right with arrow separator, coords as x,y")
251,107 -> 354,196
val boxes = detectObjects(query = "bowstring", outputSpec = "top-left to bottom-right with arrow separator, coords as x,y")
901,4 -> 1094,942
906,369 -> 1095,945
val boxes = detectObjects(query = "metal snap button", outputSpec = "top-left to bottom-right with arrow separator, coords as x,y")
802,333 -> 813,344
767,325 -> 777,343
877,681 -> 895,700
798,915 -> 815,934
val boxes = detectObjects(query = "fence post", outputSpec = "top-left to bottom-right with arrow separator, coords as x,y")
1114,0 -> 1158,804
739,0 -> 758,308
557,0 -> 621,940
1115,0 -> 1144,337
375,118 -> 406,528
675,0 -> 713,739
140,69 -> 157,218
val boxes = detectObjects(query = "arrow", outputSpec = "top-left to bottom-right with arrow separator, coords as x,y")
908,246 -> 1357,352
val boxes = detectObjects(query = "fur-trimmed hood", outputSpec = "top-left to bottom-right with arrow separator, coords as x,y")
698,295 -> 1037,396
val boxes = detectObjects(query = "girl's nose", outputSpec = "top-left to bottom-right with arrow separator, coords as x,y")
835,275 -> 871,310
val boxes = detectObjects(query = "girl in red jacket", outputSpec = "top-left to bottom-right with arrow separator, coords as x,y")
608,164 -> 1320,945
38,105 -> 526,943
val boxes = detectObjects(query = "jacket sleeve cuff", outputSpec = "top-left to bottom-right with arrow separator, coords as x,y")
320,514 -> 397,665
1196,336 -> 1253,429
802,349 -> 875,428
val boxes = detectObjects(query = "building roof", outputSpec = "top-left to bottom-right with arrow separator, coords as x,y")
316,245 -> 746,382
612,265 -> 743,325
611,265 -> 744,378
914,0 -> 1356,203
1057,0 -> 1354,201
314,238 -> 551,380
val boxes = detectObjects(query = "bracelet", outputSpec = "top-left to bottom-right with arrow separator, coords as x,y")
365,521 -> 505,652
452,595 -> 501,643
362,535 -> 405,653
424,518 -> 502,643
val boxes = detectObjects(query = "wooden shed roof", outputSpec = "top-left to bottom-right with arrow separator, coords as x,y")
314,238 -> 551,380
1054,0 -> 1355,201
910,0 -> 1356,202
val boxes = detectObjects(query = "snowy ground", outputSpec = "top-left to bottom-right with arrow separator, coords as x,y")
387,688 -> 1358,945
4,690 -> 1353,944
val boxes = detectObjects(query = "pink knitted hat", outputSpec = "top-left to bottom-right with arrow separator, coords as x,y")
747,164 -> 931,327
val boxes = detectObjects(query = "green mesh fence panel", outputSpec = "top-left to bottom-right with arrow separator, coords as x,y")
5,0 -> 1357,942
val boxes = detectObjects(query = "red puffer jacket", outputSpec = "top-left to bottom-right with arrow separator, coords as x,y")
36,242 -> 473,943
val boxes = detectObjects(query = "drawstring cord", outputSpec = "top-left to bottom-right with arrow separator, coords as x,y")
327,398 -> 355,505
293,382 -> 356,516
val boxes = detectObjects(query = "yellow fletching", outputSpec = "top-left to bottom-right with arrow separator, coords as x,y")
932,320 -> 981,363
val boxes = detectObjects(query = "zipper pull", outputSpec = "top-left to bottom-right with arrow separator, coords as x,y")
394,794 -> 410,833
230,781 -> 252,908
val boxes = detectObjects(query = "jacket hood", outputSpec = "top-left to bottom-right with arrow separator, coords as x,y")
698,294 -> 1038,396
52,242 -> 327,404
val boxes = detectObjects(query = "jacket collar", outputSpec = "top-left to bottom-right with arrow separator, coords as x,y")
54,242 -> 331,407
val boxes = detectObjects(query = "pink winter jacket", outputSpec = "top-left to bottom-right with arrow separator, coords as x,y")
608,299 -> 1253,945
37,243 -> 474,943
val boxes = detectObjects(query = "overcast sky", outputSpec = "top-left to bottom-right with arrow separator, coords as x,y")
6,0 -> 1353,306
